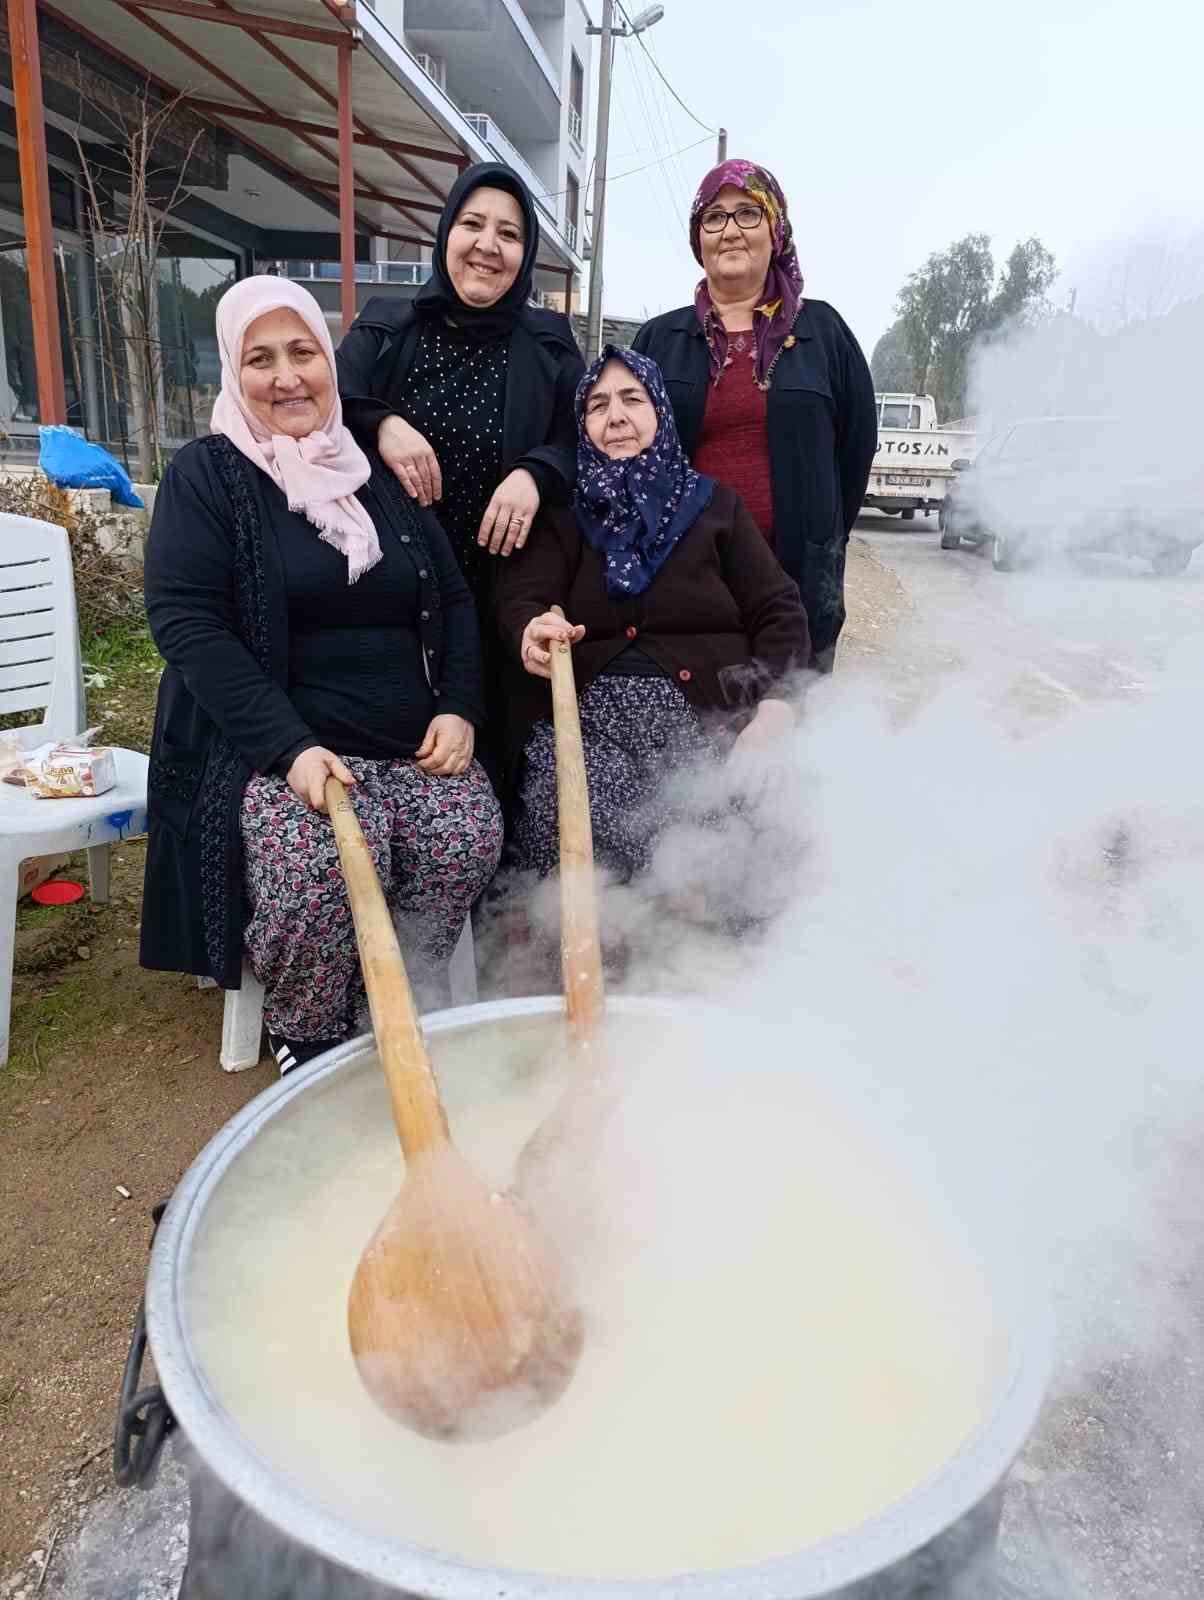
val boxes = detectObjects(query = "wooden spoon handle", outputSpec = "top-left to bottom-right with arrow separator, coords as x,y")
325,776 -> 448,1159
549,607 -> 604,1043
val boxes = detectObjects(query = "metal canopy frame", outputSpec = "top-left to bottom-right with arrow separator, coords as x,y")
8,0 -> 578,430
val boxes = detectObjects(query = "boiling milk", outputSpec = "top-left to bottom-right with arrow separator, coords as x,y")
187,1012 -> 1001,1579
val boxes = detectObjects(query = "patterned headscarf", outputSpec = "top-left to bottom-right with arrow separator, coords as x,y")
574,345 -> 715,599
689,159 -> 804,390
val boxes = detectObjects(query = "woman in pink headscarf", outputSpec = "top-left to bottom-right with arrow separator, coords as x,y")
140,276 -> 501,1073
633,159 -> 877,672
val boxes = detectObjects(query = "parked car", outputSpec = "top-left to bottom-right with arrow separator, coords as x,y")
939,416 -> 1201,575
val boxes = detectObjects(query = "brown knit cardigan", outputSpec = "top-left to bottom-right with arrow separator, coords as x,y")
494,484 -> 810,770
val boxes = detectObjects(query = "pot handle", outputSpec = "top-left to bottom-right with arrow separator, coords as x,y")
113,1202 -> 176,1489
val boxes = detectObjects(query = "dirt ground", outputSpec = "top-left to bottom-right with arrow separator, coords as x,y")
0,839 -> 275,1571
0,540 -> 909,1580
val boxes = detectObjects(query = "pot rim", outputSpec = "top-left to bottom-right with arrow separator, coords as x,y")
146,994 -> 1053,1599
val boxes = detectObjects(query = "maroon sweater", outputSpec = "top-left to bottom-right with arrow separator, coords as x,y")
494,484 -> 809,766
694,359 -> 774,541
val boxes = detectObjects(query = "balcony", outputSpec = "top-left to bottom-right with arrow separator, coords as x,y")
568,103 -> 583,147
405,0 -> 561,144
280,262 -> 433,287
460,112 -> 558,225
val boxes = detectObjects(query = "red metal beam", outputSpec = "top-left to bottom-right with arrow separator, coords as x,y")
194,0 -> 447,235
8,0 -> 66,423
119,0 -> 347,46
307,178 -> 438,216
38,2 -> 381,244
336,43 -> 355,336
110,2 -> 436,241
202,0 -> 452,205
320,0 -> 355,23
181,98 -> 462,173
373,230 -> 434,249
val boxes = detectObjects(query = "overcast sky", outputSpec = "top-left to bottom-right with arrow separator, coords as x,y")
596,0 -> 1204,357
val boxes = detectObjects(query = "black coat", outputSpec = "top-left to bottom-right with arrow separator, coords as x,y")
336,296 -> 584,508
632,299 -> 877,668
139,434 -> 483,989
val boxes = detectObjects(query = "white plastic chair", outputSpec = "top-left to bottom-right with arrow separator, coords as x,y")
0,513 -> 148,1065
215,919 -> 479,1072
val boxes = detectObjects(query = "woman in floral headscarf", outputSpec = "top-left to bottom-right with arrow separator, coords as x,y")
495,344 -> 808,883
633,160 -> 877,672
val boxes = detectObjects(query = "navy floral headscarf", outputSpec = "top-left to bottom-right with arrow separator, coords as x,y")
574,345 -> 715,598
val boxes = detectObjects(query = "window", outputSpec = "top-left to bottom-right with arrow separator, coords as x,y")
569,52 -> 584,146
565,170 -> 580,252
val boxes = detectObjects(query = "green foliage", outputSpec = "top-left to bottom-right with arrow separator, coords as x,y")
893,235 -> 1058,420
0,474 -> 144,639
81,620 -> 160,677
870,319 -> 915,392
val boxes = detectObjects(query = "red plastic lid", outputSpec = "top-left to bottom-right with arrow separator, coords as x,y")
31,879 -> 86,905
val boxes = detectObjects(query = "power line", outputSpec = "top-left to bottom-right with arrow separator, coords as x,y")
603,134 -> 712,188
623,34 -> 686,231
574,133 -> 713,212
615,2 -> 716,135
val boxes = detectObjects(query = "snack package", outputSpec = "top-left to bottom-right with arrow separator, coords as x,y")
23,731 -> 116,798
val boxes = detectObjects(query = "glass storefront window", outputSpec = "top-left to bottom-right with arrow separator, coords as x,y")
0,242 -> 87,430
155,255 -> 237,441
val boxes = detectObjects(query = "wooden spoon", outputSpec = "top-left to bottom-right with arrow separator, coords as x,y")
326,777 -> 583,1441
514,608 -> 609,1195
548,605 -> 605,1044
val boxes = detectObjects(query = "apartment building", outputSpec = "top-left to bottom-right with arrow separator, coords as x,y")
363,0 -> 591,305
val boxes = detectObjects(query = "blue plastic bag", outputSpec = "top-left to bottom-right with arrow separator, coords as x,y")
38,426 -> 145,509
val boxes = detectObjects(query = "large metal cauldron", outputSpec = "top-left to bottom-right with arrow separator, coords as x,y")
145,996 -> 1052,1600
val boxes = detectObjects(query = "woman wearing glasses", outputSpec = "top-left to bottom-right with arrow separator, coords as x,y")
633,160 -> 876,671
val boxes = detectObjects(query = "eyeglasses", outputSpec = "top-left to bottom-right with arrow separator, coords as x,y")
698,203 -> 765,234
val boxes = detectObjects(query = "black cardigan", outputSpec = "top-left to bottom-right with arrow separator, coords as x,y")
631,299 -> 877,669
139,434 -> 484,988
336,297 -> 585,508
494,487 -> 809,775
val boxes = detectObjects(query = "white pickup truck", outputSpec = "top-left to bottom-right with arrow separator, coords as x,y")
864,393 -> 976,520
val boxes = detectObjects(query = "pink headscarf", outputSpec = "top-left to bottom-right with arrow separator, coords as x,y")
210,276 -> 380,582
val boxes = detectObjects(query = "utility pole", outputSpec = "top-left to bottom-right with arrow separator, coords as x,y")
585,5 -> 664,362
716,127 -> 727,163
585,0 -> 615,364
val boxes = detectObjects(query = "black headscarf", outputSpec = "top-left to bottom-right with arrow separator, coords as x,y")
413,162 -> 540,343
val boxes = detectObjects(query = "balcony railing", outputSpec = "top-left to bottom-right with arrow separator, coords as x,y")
568,103 -> 582,146
280,261 -> 432,286
565,218 -> 578,252
460,112 -> 572,246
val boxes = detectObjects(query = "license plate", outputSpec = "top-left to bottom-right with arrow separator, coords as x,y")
884,475 -> 919,487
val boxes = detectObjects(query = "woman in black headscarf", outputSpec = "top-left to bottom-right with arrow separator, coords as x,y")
337,162 -> 583,628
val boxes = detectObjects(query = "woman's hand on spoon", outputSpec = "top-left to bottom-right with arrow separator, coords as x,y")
520,613 -> 585,679
287,747 -> 357,811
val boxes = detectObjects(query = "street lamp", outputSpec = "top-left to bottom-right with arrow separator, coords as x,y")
584,2 -> 664,361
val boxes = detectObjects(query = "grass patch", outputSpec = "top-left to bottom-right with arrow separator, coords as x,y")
82,620 -> 161,678
85,619 -> 162,752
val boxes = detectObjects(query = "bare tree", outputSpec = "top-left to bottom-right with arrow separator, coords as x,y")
67,70 -> 201,482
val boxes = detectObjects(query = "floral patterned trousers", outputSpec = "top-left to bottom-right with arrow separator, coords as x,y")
511,675 -> 721,882
240,756 -> 502,1042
